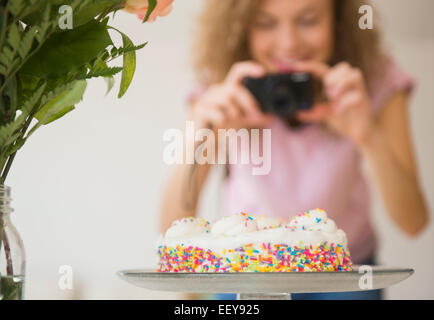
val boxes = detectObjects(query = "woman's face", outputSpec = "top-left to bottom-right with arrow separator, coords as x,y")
248,0 -> 335,72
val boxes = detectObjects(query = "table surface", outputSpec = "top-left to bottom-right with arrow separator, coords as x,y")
117,265 -> 414,294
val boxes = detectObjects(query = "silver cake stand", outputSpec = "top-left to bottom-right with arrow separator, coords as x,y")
117,265 -> 414,300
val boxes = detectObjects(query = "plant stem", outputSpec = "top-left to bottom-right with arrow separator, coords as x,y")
0,212 -> 13,278
2,230 -> 13,275
0,22 -> 55,97
0,6 -> 8,58
0,153 -> 15,185
0,107 -> 37,183
0,217 -> 3,269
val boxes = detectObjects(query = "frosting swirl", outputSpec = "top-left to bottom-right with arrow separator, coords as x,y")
165,216 -> 211,238
255,215 -> 285,229
160,209 -> 349,251
211,213 -> 258,236
286,208 -> 337,233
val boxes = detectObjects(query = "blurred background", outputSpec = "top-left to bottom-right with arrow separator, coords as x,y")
7,0 -> 434,299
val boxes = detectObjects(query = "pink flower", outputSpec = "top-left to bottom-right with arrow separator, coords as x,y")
125,0 -> 174,22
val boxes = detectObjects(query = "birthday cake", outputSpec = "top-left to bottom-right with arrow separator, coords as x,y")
156,209 -> 352,272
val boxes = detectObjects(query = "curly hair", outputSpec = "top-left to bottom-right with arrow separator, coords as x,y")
191,0 -> 383,86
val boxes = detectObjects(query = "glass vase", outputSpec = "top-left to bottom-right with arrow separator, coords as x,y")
0,185 -> 25,300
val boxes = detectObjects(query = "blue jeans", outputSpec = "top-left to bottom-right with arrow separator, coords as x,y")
213,255 -> 383,300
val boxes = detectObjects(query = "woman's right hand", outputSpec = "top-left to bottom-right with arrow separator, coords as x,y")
189,61 -> 274,131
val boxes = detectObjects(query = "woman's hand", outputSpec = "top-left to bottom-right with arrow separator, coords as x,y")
294,61 -> 375,147
189,61 -> 274,131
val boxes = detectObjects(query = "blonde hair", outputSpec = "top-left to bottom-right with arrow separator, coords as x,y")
192,0 -> 382,86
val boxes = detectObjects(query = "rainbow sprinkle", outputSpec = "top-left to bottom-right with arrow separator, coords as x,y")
156,241 -> 352,273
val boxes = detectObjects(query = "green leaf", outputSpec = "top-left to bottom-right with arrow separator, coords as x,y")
34,80 -> 87,125
19,0 -> 42,20
35,21 -> 51,43
101,16 -> 110,26
116,42 -> 148,56
20,1 -> 57,27
0,64 -> 6,75
142,0 -> 157,23
70,0 -> 121,28
0,56 -> 8,68
110,46 -> 119,57
6,59 -> 20,76
0,83 -> 46,148
104,76 -> 115,95
41,105 -> 75,125
17,26 -> 37,60
22,0 -> 122,30
6,138 -> 26,156
3,76 -> 18,124
20,19 -> 112,78
84,66 -> 123,79
7,0 -> 25,17
16,74 -> 41,108
39,81 -> 77,106
7,23 -> 21,51
105,27 -> 139,98
0,276 -> 24,300
118,33 -> 136,98
107,27 -> 147,98
2,47 -> 13,63
19,83 -> 47,115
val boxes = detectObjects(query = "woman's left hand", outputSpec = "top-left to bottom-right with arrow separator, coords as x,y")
294,60 -> 375,147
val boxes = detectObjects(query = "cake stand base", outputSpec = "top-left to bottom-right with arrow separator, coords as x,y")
237,293 -> 291,300
117,265 -> 413,300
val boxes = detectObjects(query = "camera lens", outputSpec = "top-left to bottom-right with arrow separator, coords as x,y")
271,83 -> 297,117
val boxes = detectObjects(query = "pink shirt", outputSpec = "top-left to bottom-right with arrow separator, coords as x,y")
190,56 -> 414,264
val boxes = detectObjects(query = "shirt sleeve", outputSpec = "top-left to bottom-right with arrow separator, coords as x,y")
367,55 -> 416,115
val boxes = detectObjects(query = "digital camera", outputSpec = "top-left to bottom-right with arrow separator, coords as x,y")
242,72 -> 313,119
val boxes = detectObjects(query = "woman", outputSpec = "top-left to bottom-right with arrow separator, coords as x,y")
159,0 -> 429,299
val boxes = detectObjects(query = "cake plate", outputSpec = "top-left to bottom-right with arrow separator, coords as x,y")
117,265 -> 414,300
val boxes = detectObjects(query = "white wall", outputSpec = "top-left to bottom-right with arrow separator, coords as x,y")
7,0 -> 433,299
369,0 -> 434,300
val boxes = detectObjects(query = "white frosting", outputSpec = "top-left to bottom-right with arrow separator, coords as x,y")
160,209 -> 349,251
211,213 -> 258,236
164,216 -> 211,238
255,215 -> 285,229
287,208 -> 326,228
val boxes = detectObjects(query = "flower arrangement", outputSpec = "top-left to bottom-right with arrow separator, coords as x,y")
0,0 -> 173,183
0,0 -> 173,299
